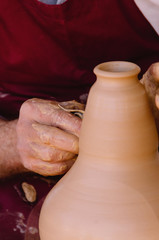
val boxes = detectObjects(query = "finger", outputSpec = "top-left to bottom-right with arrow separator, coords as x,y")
32,122 -> 79,154
140,62 -> 159,85
23,157 -> 75,176
59,100 -> 85,111
29,142 -> 76,162
155,89 -> 159,109
149,62 -> 159,82
20,98 -> 82,137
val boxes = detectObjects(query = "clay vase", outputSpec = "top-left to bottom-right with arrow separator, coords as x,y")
39,61 -> 159,240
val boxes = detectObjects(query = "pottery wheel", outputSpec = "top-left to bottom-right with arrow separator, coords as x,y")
24,198 -> 44,240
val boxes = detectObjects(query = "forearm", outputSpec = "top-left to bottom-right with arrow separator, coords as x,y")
0,119 -> 27,178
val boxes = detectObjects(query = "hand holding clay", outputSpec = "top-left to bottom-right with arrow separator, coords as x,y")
140,62 -> 159,132
16,98 -> 84,176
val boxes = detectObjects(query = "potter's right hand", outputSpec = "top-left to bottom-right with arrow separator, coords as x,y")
140,62 -> 159,132
16,98 -> 82,176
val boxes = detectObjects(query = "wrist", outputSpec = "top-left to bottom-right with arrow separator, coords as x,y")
0,119 -> 28,178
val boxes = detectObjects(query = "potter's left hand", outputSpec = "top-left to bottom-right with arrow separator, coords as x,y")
141,62 -> 159,131
16,99 -> 84,176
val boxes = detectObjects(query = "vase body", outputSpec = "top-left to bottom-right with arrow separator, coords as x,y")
39,61 -> 159,240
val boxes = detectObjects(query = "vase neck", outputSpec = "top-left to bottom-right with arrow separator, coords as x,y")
96,75 -> 139,89
79,61 -> 158,167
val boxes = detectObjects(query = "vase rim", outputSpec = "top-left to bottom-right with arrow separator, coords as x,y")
93,61 -> 141,78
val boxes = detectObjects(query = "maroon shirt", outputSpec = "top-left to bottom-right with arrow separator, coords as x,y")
0,0 -> 158,119
0,0 -> 159,239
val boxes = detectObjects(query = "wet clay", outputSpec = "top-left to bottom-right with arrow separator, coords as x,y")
39,61 -> 159,240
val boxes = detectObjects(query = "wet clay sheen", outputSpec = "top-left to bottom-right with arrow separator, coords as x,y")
39,61 -> 159,240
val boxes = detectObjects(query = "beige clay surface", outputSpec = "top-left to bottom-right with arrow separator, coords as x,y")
39,61 -> 159,240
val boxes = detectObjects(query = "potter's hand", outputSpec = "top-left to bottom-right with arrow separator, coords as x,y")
141,62 -> 159,131
16,98 -> 83,176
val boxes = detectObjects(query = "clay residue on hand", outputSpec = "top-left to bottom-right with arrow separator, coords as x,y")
58,100 -> 85,119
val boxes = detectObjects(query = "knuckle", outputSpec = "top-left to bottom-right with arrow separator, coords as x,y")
21,157 -> 31,170
42,150 -> 53,161
71,140 -> 79,154
56,151 -> 65,161
59,164 -> 68,174
43,148 -> 63,162
19,99 -> 35,116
